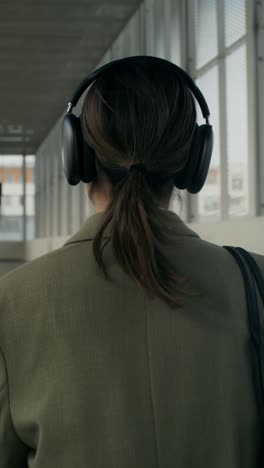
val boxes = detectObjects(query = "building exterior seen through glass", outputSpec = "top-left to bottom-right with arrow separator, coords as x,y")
0,155 -> 35,241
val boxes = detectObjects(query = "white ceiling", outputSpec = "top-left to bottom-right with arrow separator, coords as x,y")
0,0 -> 142,155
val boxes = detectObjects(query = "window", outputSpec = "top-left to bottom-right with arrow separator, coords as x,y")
230,197 -> 243,207
0,155 -> 35,240
3,195 -> 12,206
26,155 -> 36,240
204,196 -> 220,212
6,172 -> 13,183
194,0 -> 218,68
229,195 -> 245,215
0,156 -> 23,241
226,43 -> 248,215
187,0 -> 250,221
196,63 -> 221,221
232,176 -> 243,190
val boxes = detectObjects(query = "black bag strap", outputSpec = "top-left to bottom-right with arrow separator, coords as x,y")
235,247 -> 264,304
223,246 -> 264,424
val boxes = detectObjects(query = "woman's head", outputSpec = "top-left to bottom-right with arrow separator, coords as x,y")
81,57 -> 201,308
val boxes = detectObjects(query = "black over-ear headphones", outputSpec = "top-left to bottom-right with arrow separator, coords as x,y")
62,55 -> 214,194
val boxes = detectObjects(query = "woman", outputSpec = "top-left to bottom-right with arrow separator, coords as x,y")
0,57 -> 263,468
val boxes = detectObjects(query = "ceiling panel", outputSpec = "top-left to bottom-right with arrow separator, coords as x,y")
0,0 -> 142,155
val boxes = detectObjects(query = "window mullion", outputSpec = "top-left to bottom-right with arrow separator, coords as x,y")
144,0 -> 155,56
186,0 -> 199,223
245,0 -> 257,216
217,0 -> 229,220
22,154 -> 26,241
164,0 -> 171,60
255,0 -> 264,215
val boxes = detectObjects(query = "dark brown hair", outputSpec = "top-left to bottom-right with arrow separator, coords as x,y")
81,57 -> 204,308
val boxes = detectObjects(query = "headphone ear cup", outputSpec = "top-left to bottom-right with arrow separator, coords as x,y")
188,124 -> 214,193
62,114 -> 82,185
174,124 -> 214,194
174,124 -> 200,191
62,114 -> 97,185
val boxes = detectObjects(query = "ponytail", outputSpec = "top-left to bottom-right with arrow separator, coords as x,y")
92,168 -> 202,308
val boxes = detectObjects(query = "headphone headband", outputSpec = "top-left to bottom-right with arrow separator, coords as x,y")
62,55 -> 214,192
67,55 -> 210,121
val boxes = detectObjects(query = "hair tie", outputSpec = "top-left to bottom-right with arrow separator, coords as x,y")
129,163 -> 147,175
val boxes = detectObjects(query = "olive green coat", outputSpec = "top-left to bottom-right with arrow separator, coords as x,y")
0,210 -> 263,468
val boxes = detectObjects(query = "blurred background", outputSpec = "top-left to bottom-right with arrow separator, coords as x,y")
0,0 -> 263,275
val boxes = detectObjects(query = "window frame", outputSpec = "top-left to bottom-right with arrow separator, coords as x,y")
184,0 -> 257,223
255,0 -> 264,215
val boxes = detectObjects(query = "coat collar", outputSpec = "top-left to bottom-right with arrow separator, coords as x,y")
63,209 -> 200,247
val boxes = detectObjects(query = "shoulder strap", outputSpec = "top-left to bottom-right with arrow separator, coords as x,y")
235,247 -> 264,305
223,246 -> 264,423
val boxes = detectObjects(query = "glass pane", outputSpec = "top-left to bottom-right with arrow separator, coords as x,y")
154,0 -> 165,58
224,0 -> 246,47
26,155 -> 35,240
194,0 -> 218,69
196,65 -> 221,222
0,155 -> 23,240
225,44 -> 248,217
